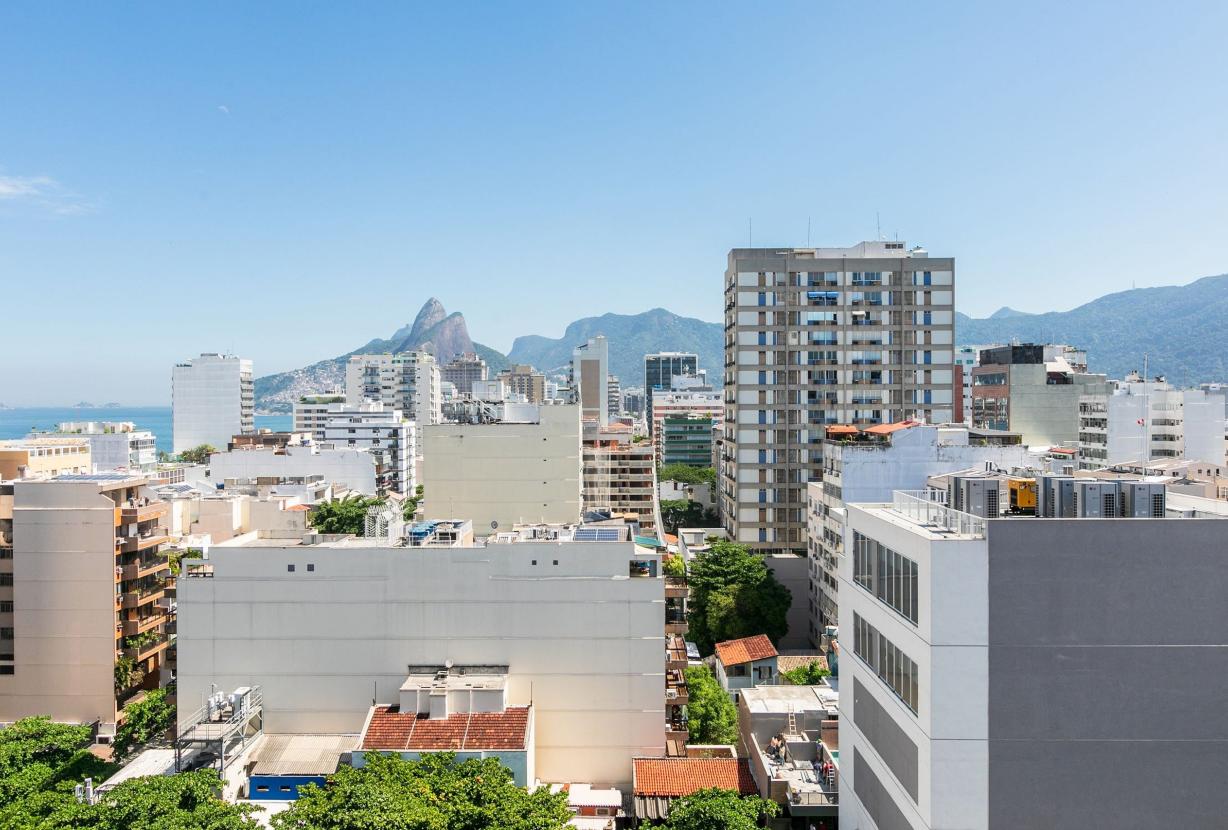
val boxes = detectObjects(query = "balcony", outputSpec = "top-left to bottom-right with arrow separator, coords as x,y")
121,612 -> 165,637
120,557 -> 169,582
123,632 -> 170,662
117,532 -> 168,554
665,577 -> 688,599
118,501 -> 168,524
666,635 -> 688,671
666,670 -> 689,706
121,585 -> 166,609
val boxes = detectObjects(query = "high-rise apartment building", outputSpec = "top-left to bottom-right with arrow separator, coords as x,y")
345,351 -> 442,427
571,336 -> 610,426
969,344 -> 1105,446
292,393 -> 346,441
0,475 -> 173,736
582,424 -> 659,535
440,352 -> 488,396
607,374 -> 622,418
46,422 -> 157,474
721,242 -> 956,553
321,402 -> 416,495
650,386 -> 723,462
497,364 -> 547,404
172,353 -> 254,454
644,353 -> 698,433
839,478 -> 1228,830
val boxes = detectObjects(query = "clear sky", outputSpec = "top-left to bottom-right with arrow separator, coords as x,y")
2,1 -> 1226,405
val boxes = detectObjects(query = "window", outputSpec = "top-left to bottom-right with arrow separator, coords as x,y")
287,564 -> 295,572
0,602 -> 11,613
306,564 -> 315,572
0,666 -> 12,675
852,613 -> 918,714
853,533 -> 918,625
0,628 -> 12,640
0,574 -> 11,586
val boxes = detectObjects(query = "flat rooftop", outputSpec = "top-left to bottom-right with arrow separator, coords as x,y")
741,683 -> 839,715
250,734 -> 356,776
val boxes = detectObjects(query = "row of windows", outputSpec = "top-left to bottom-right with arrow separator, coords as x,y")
853,532 -> 919,625
852,613 -> 919,715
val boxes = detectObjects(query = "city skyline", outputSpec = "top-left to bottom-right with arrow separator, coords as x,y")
4,1 -> 1228,402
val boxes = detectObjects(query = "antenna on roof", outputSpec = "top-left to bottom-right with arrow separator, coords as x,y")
807,216 -> 811,247
748,217 -> 753,247
876,211 -> 881,241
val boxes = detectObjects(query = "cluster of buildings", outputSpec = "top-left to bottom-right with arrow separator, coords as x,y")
4,239 -> 1228,828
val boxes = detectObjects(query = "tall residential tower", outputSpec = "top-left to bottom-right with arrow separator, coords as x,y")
172,353 -> 254,454
720,242 -> 955,553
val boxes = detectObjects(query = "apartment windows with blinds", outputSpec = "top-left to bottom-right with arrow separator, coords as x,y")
852,532 -> 918,625
853,613 -> 919,714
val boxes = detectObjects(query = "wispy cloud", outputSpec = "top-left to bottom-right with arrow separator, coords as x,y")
217,104 -> 230,115
0,173 -> 94,215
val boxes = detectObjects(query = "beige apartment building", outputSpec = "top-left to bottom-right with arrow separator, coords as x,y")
497,364 -> 547,404
0,437 -> 92,479
421,404 -> 582,532
581,427 -> 660,536
0,474 -> 172,734
720,242 -> 956,553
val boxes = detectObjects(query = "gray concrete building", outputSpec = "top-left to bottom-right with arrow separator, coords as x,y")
720,242 -> 956,554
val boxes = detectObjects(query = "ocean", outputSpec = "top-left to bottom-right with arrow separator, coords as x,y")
0,407 -> 292,456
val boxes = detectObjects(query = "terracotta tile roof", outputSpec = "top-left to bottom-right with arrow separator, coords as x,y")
825,424 -> 859,436
714,634 -> 778,667
776,653 -> 828,674
360,705 -> 530,751
284,504 -> 311,511
863,420 -> 918,435
633,757 -> 757,797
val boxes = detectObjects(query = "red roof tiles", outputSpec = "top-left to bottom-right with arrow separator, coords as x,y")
360,705 -> 530,751
633,757 -> 757,797
714,634 -> 778,667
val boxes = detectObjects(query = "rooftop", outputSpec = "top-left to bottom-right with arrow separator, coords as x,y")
714,634 -> 778,667
632,757 -> 757,797
250,734 -> 356,776
360,705 -> 530,751
741,683 -> 839,715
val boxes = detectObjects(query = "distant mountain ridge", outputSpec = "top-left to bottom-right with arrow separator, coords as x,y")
956,273 -> 1228,382
507,308 -> 724,388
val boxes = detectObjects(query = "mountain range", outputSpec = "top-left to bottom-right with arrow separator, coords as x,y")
254,273 -> 1228,412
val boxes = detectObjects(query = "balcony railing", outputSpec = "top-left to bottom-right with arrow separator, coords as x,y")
891,490 -> 986,537
121,585 -> 166,609
122,613 -> 165,637
119,502 -> 168,524
120,557 -> 169,582
118,533 -> 168,554
124,632 -> 170,662
664,577 -> 688,598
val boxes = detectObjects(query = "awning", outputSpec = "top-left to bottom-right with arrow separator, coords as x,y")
633,795 -> 674,821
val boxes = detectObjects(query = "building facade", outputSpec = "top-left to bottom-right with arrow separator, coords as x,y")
644,353 -> 699,434
422,405 -> 582,532
659,415 -> 715,467
582,439 -> 659,535
440,352 -> 489,396
172,353 -> 254,455
1078,376 -> 1227,469
650,388 -> 723,463
293,394 -> 346,441
721,242 -> 956,553
44,422 -> 157,474
177,527 -> 666,787
320,403 -> 415,495
0,437 -> 92,479
497,364 -> 547,404
839,487 -> 1228,830
571,336 -> 610,426
345,351 -> 442,427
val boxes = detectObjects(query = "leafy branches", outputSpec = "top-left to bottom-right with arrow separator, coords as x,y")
686,540 -> 791,654
682,666 -> 738,745
309,495 -> 384,535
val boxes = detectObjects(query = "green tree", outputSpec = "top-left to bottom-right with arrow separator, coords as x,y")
686,540 -> 791,654
662,553 -> 687,579
0,717 -> 119,830
177,445 -> 216,465
271,752 -> 570,830
402,484 -> 424,522
111,688 -> 174,761
657,464 -> 716,485
682,666 -> 739,745
782,659 -> 831,686
35,769 -> 261,830
309,495 -> 384,535
0,717 -> 93,780
666,787 -> 779,830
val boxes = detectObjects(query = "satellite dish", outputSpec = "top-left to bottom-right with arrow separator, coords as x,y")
490,520 -> 498,529
445,659 -> 454,669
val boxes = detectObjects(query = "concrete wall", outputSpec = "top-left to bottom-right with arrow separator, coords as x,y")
209,446 -> 378,495
986,518 -> 1228,829
422,406 -> 581,532
764,554 -> 809,649
177,537 -> 662,788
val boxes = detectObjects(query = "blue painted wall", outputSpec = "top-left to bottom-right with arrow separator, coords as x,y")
249,774 -> 327,801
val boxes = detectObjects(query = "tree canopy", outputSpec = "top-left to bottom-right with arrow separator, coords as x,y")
682,666 -> 739,745
177,445 -> 215,465
686,540 -> 791,654
665,787 -> 779,830
271,752 -> 571,830
111,688 -> 174,761
782,659 -> 831,686
657,464 -> 715,485
659,499 -> 717,534
309,495 -> 384,535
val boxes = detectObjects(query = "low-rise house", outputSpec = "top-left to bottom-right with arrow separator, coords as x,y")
713,635 -> 779,701
631,757 -> 757,824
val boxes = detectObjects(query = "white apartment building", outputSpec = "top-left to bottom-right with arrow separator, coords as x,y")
208,443 -> 381,496
838,484 -> 1228,830
571,336 -> 610,426
345,351 -> 442,427
176,523 -> 666,788
721,242 -> 956,553
806,423 -> 1037,641
45,422 -> 157,474
321,402 -> 415,495
293,394 -> 346,441
172,353 -> 254,454
422,404 -> 582,532
1078,375 -> 1227,469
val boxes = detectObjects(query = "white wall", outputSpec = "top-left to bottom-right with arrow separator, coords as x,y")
209,446 -> 378,495
177,538 -> 665,788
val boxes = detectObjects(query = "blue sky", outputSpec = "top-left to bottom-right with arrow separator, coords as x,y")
2,1 -> 1226,404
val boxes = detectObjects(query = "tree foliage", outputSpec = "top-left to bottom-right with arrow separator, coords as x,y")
309,495 -> 384,535
402,484 -> 424,522
271,752 -> 571,830
782,659 -> 831,686
177,445 -> 216,465
665,787 -> 779,830
682,666 -> 738,745
686,540 -> 791,654
659,499 -> 717,534
662,554 -> 687,579
657,464 -> 715,485
111,688 -> 174,761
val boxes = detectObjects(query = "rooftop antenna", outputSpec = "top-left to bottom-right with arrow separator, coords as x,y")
807,216 -> 812,247
876,211 -> 881,241
748,217 -> 753,247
